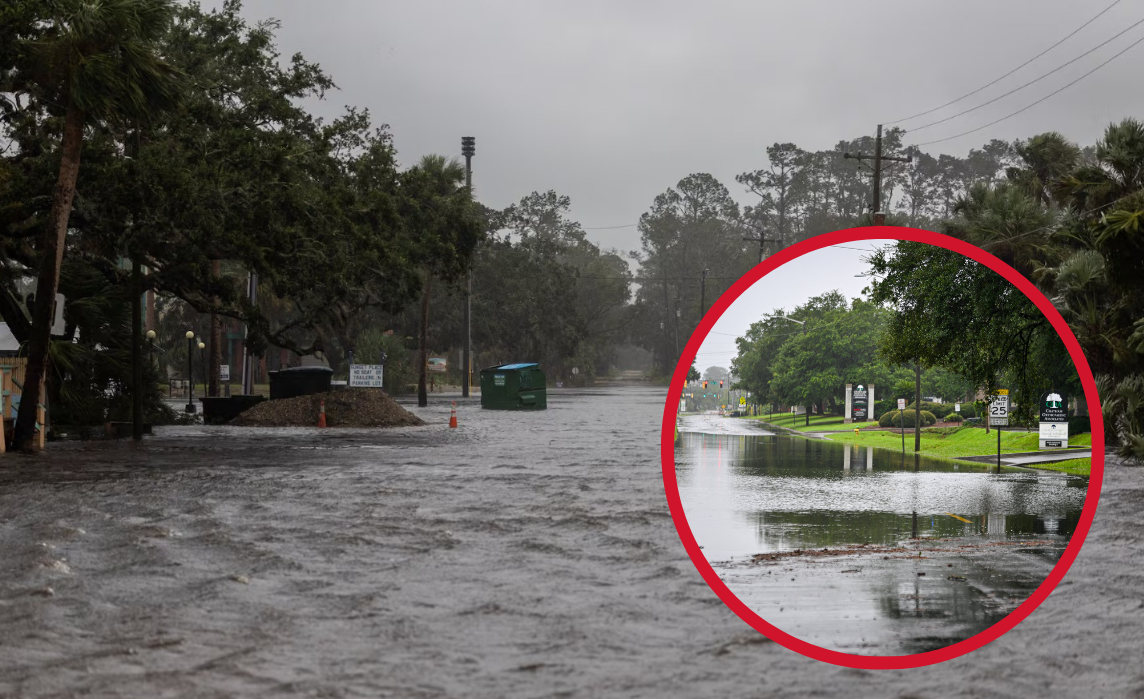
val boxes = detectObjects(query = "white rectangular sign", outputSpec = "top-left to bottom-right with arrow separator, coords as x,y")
349,363 -> 384,388
219,364 -> 230,382
897,399 -> 906,410
954,403 -> 960,412
989,393 -> 1009,426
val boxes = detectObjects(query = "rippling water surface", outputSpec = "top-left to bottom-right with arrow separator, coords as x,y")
0,389 -> 1139,696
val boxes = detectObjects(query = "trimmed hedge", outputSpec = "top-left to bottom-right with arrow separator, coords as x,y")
888,409 -> 937,428
945,412 -> 963,423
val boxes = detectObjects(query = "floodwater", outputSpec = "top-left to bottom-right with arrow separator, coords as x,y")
0,387 -> 1141,697
676,413 -> 1088,654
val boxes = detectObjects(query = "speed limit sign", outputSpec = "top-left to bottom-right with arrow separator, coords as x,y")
989,389 -> 1010,426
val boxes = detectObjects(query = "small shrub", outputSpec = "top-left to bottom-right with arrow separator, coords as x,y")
891,409 -> 938,428
878,410 -> 897,427
945,412 -> 963,423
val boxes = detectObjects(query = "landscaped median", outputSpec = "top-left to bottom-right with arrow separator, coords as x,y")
820,425 -> 1093,475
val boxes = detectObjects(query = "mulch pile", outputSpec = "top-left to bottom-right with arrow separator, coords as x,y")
231,388 -> 425,428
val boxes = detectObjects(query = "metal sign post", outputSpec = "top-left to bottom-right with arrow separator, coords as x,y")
898,398 -> 906,454
989,389 -> 1010,469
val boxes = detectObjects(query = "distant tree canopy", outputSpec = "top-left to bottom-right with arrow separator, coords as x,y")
730,291 -> 978,422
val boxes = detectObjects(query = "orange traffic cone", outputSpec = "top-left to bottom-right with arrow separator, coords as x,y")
318,399 -> 327,428
449,402 -> 458,429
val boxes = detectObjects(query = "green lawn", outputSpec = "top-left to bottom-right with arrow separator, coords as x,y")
822,425 -> 1092,459
1025,458 -> 1091,476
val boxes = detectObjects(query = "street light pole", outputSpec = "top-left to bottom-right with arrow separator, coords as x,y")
198,339 -> 206,396
132,260 -> 143,440
185,330 -> 196,413
462,136 -> 475,398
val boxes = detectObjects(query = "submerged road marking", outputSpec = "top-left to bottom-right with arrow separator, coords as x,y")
944,513 -> 974,524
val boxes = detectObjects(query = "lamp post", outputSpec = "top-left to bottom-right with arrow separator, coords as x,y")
146,329 -> 156,373
461,135 -> 475,398
198,339 -> 206,397
185,330 -> 196,413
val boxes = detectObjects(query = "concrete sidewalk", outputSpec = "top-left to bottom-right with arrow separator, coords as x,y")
954,448 -> 1092,466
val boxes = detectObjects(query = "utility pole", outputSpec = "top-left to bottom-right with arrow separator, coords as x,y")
462,136 -> 475,398
131,127 -> 144,441
843,124 -> 911,224
241,271 -> 258,395
742,224 -> 783,265
699,268 -> 709,317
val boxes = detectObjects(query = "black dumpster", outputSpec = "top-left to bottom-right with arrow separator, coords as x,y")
269,366 -> 334,400
480,363 -> 547,410
201,395 -> 267,424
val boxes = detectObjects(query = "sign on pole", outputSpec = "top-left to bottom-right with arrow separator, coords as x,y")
897,398 -> 906,410
427,357 -> 447,373
349,364 -> 384,388
1039,390 -> 1069,449
219,364 -> 230,382
954,403 -> 960,413
989,389 -> 1009,426
852,385 -> 868,421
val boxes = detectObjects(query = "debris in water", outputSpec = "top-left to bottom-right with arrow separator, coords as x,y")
230,574 -> 250,584
231,388 -> 424,428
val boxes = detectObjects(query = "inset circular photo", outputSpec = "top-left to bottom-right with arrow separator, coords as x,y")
661,227 -> 1103,668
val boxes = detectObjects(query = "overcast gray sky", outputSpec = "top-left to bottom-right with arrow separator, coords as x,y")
209,0 -> 1144,255
691,240 -> 895,373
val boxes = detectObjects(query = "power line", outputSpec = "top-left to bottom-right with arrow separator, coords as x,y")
910,31 -> 1144,148
906,14 -> 1144,135
887,0 -> 1122,125
582,223 -> 637,230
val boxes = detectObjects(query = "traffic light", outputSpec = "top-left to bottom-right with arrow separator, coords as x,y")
703,381 -> 708,389
719,380 -> 724,388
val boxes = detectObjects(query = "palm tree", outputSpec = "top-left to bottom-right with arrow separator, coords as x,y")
940,181 -> 1054,282
1007,131 -> 1081,207
11,0 -> 180,450
406,155 -> 467,408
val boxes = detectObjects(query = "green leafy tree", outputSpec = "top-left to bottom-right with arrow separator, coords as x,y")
9,0 -> 181,449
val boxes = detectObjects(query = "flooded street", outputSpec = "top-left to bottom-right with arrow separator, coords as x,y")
0,388 -> 1141,697
675,414 -> 1087,654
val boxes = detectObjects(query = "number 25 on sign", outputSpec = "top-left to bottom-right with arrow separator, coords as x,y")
990,389 -> 1009,426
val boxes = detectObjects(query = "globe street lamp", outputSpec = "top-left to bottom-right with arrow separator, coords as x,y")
185,330 -> 196,414
146,329 -> 156,375
197,340 -> 206,396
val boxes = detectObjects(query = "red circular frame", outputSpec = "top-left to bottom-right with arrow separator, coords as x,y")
660,226 -> 1104,669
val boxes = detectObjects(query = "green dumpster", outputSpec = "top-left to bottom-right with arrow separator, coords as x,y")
480,363 -> 547,410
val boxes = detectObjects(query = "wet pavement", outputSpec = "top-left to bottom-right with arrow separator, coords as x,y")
0,387 -> 1141,697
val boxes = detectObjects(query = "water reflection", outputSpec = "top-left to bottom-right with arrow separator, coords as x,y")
676,428 -> 1085,556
